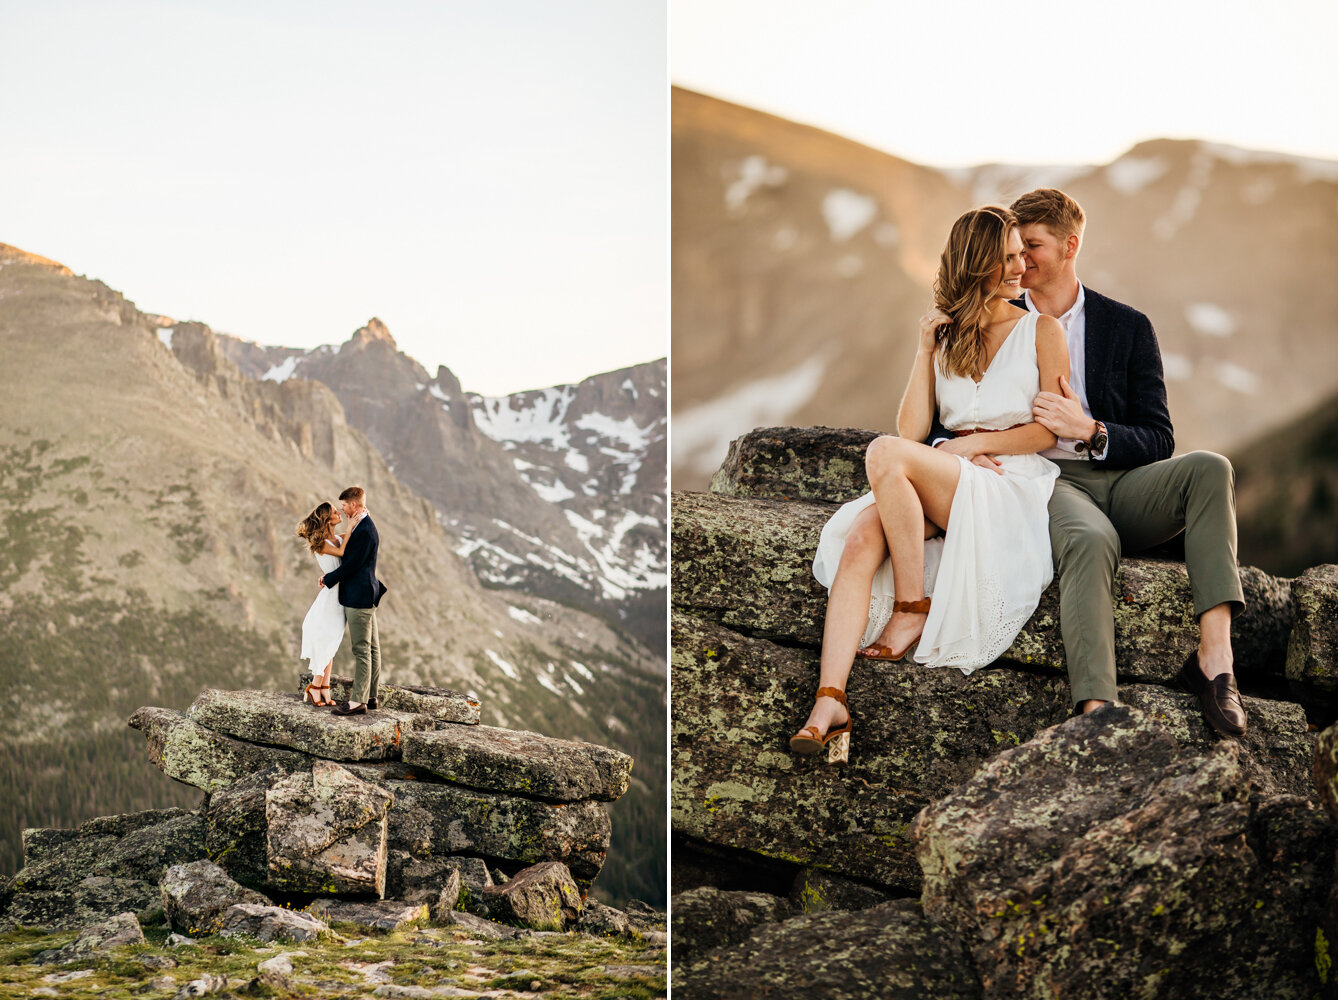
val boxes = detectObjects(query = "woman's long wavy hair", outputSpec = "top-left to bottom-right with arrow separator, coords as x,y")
934,206 -> 1019,380
296,501 -> 337,555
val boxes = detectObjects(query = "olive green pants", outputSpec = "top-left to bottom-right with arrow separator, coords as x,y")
1050,452 -> 1244,707
345,606 -> 381,705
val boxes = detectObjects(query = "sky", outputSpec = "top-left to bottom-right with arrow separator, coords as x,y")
671,0 -> 1338,169
0,1 -> 667,397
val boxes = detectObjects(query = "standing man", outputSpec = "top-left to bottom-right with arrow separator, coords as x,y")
1006,188 -> 1246,735
319,486 -> 387,716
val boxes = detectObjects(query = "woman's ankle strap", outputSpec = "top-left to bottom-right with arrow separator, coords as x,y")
893,597 -> 931,614
815,686 -> 847,705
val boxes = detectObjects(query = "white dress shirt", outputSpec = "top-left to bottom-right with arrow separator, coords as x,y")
1024,285 -> 1106,461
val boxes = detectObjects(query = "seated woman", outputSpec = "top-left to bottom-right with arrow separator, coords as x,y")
791,206 -> 1069,763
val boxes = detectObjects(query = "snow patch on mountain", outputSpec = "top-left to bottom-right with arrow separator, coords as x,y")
472,387 -> 576,447
262,356 -> 300,383
1185,303 -> 1236,337
725,155 -> 788,212
485,649 -> 519,681
508,606 -> 542,625
1106,156 -> 1168,195
822,189 -> 877,243
157,328 -> 174,349
1214,361 -> 1261,394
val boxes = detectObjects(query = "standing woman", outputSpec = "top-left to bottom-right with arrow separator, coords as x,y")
792,206 -> 1070,762
295,501 -> 346,706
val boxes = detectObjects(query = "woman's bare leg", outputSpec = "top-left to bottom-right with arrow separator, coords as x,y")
798,505 -> 887,737
863,436 -> 963,655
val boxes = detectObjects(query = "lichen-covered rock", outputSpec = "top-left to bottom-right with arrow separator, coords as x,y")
673,613 -> 1316,892
314,675 -> 482,725
21,808 -> 197,864
265,761 -> 394,896
189,688 -> 437,761
673,488 -> 1292,683
912,707 -> 1333,1000
386,781 -> 611,888
1314,721 -> 1338,826
788,867 -> 894,915
2,810 -> 207,930
400,725 -> 632,802
671,886 -> 792,969
709,426 -> 879,504
1287,564 -> 1338,692
203,770 -> 277,890
307,898 -> 427,931
440,909 -> 525,940
673,898 -> 978,1000
217,903 -> 326,943
35,911 -> 145,965
480,861 -> 583,931
129,707 -> 308,792
429,870 -> 462,922
386,853 -> 491,906
578,899 -> 634,937
160,859 -> 270,935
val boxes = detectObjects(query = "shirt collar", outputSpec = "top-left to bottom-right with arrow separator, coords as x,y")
1023,283 -> 1086,329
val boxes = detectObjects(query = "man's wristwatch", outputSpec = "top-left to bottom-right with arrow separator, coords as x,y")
1074,421 -> 1108,456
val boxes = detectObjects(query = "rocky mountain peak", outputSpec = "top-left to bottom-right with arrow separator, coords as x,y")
0,242 -> 72,275
349,317 -> 397,352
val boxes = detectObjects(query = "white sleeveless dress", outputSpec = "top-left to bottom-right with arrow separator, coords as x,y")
301,551 -> 345,670
812,311 -> 1060,672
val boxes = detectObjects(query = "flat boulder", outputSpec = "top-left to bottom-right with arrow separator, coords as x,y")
440,909 -> 525,940
672,899 -> 978,1000
129,707 -> 308,792
265,761 -> 394,896
188,688 -> 436,762
160,859 -> 270,935
911,706 -> 1334,1000
217,903 -> 326,943
674,485 -> 1292,683
400,725 -> 632,801
308,899 -> 427,931
35,911 -> 145,965
318,676 -> 482,725
480,861 -> 582,931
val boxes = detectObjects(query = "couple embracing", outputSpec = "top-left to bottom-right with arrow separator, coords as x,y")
295,486 -> 388,716
792,188 -> 1245,763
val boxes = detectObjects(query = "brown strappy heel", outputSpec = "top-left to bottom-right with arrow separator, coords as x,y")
789,687 -> 853,764
302,682 -> 322,706
855,597 -> 931,661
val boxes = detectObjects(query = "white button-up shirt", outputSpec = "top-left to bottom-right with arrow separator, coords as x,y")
1025,285 -> 1104,461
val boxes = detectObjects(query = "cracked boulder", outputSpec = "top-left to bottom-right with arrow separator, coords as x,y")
911,706 -> 1334,1000
265,761 -> 394,896
480,861 -> 583,931
160,859 -> 270,935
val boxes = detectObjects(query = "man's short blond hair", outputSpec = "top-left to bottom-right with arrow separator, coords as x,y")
339,486 -> 365,505
1010,188 -> 1086,243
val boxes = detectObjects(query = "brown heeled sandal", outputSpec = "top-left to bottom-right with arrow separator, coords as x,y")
302,682 -> 322,706
855,597 -> 931,661
789,687 -> 853,763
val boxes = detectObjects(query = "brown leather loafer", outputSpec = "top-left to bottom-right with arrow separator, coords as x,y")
331,702 -> 367,716
1178,651 -> 1247,737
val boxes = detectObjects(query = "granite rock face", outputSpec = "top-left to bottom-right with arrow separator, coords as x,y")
1,809 -> 206,930
672,425 -> 1338,999
265,761 -> 393,896
316,676 -> 482,725
673,489 -> 1293,684
429,870 -> 463,922
217,903 -> 327,943
480,861 -> 583,931
35,912 -> 146,965
308,898 -> 427,931
189,688 -> 434,761
912,707 -> 1333,1000
1287,564 -> 1338,692
401,726 -> 632,801
673,899 -> 979,1000
671,612 -> 1313,890
129,707 -> 308,792
160,860 -> 270,935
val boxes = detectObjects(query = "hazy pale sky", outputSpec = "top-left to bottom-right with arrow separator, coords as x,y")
672,0 -> 1338,168
1,1 -> 666,397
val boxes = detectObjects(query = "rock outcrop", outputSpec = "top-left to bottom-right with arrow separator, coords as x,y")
3,677 -> 635,939
672,426 -> 1338,999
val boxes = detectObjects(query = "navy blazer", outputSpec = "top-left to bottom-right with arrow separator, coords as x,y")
927,288 -> 1174,469
322,515 -> 387,609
